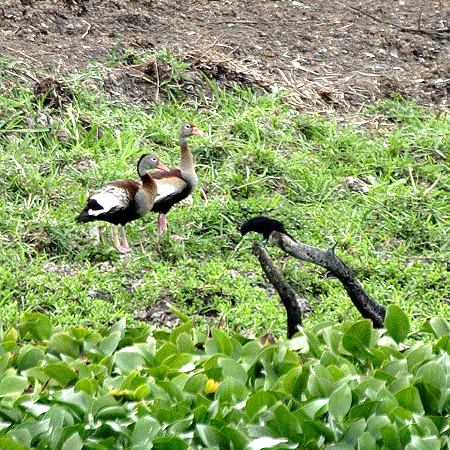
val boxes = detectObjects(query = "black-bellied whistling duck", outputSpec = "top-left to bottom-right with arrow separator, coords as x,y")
240,216 -> 297,242
76,154 -> 170,254
150,122 -> 204,234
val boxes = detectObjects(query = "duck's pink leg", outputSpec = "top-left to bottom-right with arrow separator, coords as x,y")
113,225 -> 131,254
157,213 -> 168,234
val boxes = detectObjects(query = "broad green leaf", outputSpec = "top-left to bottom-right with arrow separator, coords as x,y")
0,437 -> 28,450
70,327 -> 90,340
61,432 -> 83,450
349,400 -> 377,421
184,373 -> 208,395
95,405 -> 128,420
389,406 -> 413,425
269,403 -> 301,441
302,329 -> 322,357
131,416 -> 161,445
358,431 -> 376,449
162,353 -> 197,372
329,383 -> 352,421
366,415 -> 392,440
380,424 -> 401,450
412,414 -> 439,436
4,327 -> 18,343
114,348 -> 146,373
322,327 -> 343,353
283,366 -> 308,399
0,353 -> 10,377
405,345 -> 433,372
405,435 -> 441,450
133,383 -> 151,400
176,332 -> 195,354
99,331 -> 122,355
342,320 -> 373,358
42,362 -> 78,387
18,313 -> 52,341
49,333 -> 80,358
120,370 -> 147,392
220,426 -> 249,449
7,419 -> 51,446
416,361 -> 446,390
414,380 -> 441,414
51,389 -> 90,418
303,398 -> 329,419
0,375 -> 28,396
394,386 -> 424,414
107,318 -> 127,337
209,328 -> 233,356
218,357 -> 247,384
385,305 -> 410,344
152,436 -> 188,449
75,378 -> 98,396
196,424 -> 228,448
297,418 -> 334,444
155,342 -> 178,365
17,346 -> 45,372
245,390 -> 278,419
168,415 -> 194,434
353,378 -> 386,399
428,318 -> 450,338
91,393 -> 118,417
216,377 -> 248,404
342,419 -> 366,446
169,320 -> 194,344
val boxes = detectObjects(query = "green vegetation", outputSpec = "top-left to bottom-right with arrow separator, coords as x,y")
0,310 -> 448,448
0,56 -> 448,335
0,53 -> 449,447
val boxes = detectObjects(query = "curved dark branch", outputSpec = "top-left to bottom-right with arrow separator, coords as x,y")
270,232 -> 386,328
253,242 -> 302,338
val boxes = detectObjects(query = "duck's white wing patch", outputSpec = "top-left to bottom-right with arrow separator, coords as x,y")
88,185 -> 130,216
154,178 -> 186,203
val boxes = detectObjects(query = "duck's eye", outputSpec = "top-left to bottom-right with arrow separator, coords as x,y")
185,124 -> 191,128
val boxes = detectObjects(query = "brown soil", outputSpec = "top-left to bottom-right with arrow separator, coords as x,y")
1,0 -> 449,111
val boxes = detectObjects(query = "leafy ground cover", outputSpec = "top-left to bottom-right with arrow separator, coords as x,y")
0,54 -> 448,336
0,310 -> 448,448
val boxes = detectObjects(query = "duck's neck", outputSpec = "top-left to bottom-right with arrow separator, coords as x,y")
178,136 -> 195,172
139,173 -> 154,191
140,174 -> 157,201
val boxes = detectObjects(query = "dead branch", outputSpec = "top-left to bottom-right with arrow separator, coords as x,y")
346,5 -> 450,38
270,232 -> 386,328
253,242 -> 303,338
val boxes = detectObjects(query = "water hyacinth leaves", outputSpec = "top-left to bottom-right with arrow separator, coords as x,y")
0,311 -> 447,447
385,304 -> 410,344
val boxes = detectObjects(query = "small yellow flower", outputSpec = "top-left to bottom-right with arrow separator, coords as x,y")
205,378 -> 219,394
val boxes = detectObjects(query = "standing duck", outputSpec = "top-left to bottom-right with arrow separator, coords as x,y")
76,154 -> 170,254
150,122 -> 204,234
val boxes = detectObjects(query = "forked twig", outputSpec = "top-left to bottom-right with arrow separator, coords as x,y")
346,5 -> 450,37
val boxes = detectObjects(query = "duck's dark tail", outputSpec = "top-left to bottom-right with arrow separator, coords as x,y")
76,198 -> 103,223
76,210 -> 92,223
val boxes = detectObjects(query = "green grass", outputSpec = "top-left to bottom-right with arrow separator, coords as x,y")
0,56 -> 449,336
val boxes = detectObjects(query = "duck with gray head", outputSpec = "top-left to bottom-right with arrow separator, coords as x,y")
150,122 -> 204,234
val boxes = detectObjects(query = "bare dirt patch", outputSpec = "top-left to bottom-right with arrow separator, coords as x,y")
0,0 -> 448,111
